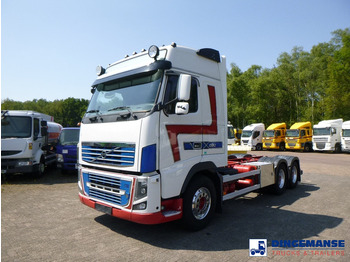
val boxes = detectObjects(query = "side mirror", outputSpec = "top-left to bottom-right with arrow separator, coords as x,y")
41,120 -> 47,127
175,102 -> 189,115
177,74 -> 191,101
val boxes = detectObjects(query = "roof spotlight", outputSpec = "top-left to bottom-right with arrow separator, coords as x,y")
148,45 -> 159,60
96,65 -> 105,76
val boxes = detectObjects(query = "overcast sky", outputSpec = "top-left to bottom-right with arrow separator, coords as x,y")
2,0 -> 349,102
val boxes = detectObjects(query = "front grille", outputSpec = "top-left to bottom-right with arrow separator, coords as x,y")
242,140 -> 248,144
82,142 -> 135,167
83,172 -> 132,207
316,143 -> 326,149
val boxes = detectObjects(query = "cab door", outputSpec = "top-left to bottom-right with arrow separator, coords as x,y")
159,74 -> 202,198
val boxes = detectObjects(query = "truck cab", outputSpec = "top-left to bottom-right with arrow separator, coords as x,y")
78,44 -> 302,230
263,122 -> 287,151
313,119 -> 343,153
1,110 -> 62,176
228,123 -> 241,145
56,127 -> 80,173
286,122 -> 313,152
341,120 -> 350,153
240,123 -> 265,150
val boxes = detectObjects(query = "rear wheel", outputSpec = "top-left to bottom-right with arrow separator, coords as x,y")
288,161 -> 299,189
271,164 -> 287,195
182,176 -> 216,231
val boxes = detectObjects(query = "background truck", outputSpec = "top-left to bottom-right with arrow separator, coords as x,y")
341,120 -> 350,153
56,127 -> 80,173
263,122 -> 287,151
78,44 -> 302,230
313,119 -> 343,153
227,123 -> 241,145
1,110 -> 62,176
286,121 -> 313,152
240,123 -> 265,150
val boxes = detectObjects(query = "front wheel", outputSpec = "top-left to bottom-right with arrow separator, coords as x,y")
182,176 -> 216,231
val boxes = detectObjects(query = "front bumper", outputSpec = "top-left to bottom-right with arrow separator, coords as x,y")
79,193 -> 182,224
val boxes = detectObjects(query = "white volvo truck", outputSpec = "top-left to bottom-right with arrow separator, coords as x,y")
1,110 -> 62,176
78,44 -> 302,230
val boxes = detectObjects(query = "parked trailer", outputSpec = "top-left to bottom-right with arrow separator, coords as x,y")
78,44 -> 302,230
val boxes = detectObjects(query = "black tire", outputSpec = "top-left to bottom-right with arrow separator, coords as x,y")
271,163 -> 287,195
182,176 -> 216,231
304,143 -> 312,152
280,142 -> 285,151
335,144 -> 341,153
287,161 -> 299,189
256,143 -> 262,151
33,157 -> 45,177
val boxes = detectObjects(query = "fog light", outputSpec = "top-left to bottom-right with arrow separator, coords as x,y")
133,202 -> 147,210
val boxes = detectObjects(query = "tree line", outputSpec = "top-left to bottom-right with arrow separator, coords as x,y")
227,28 -> 350,128
1,97 -> 89,127
2,28 -> 349,128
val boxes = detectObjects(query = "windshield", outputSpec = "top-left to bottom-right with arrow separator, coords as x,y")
343,129 -> 350,137
1,116 -> 32,138
58,129 -> 80,145
242,130 -> 252,138
286,129 -> 299,137
263,130 -> 275,137
86,70 -> 163,118
313,128 -> 330,136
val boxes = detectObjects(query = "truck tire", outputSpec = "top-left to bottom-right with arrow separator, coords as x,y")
280,142 -> 285,151
271,163 -> 287,195
335,143 -> 341,153
182,176 -> 216,231
304,143 -> 312,152
33,157 -> 45,177
287,161 -> 300,189
256,143 -> 262,151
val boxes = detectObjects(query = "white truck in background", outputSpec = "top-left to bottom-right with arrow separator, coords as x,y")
341,120 -> 350,153
78,44 -> 302,230
1,110 -> 62,176
240,123 -> 265,151
312,119 -> 343,153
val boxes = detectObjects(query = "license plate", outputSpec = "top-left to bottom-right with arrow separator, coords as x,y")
95,203 -> 112,215
62,149 -> 68,154
1,170 -> 6,174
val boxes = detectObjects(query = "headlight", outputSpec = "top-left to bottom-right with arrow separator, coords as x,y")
134,177 -> 148,201
57,154 -> 64,162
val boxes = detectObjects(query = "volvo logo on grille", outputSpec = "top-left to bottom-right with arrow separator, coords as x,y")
100,151 -> 107,159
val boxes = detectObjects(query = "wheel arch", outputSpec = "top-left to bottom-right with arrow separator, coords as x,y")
180,161 -> 223,213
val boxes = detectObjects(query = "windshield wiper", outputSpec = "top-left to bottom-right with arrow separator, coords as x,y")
108,106 -> 137,120
86,109 -> 100,114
